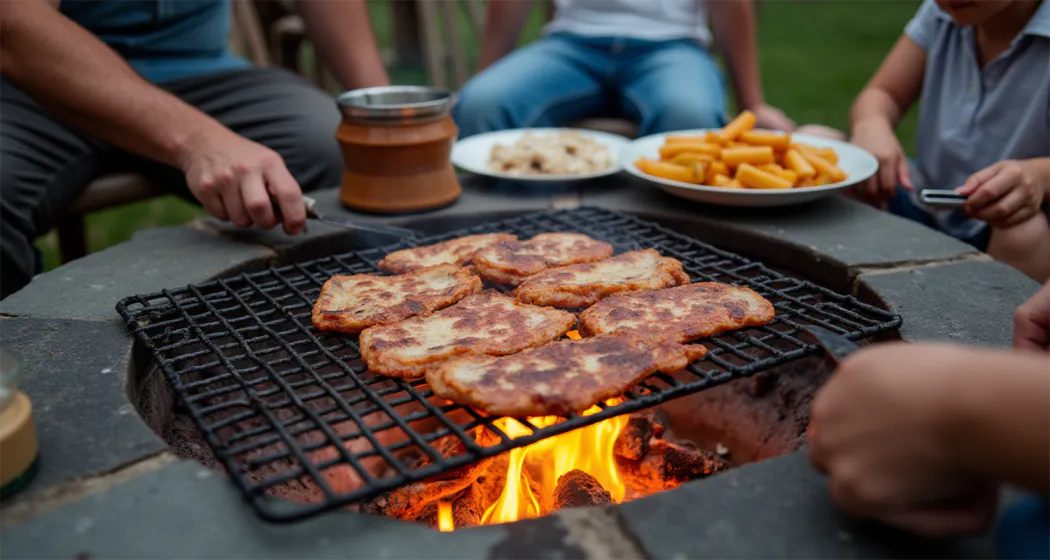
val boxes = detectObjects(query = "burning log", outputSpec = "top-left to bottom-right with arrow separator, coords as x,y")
414,484 -> 484,529
613,409 -> 665,461
617,440 -> 728,498
553,469 -> 613,511
361,429 -> 496,520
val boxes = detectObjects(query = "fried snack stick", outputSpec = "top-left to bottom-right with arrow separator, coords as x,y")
657,142 -> 722,159
736,163 -> 794,190
796,147 -> 848,183
783,149 -> 817,178
740,130 -> 792,150
721,146 -> 775,168
717,110 -> 757,143
635,159 -> 695,183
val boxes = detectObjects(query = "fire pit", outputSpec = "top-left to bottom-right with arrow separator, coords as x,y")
120,207 -> 898,525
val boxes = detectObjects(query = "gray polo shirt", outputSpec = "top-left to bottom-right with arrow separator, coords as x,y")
905,0 -> 1049,238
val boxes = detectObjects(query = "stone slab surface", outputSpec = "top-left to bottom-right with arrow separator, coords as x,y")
581,182 -> 978,291
0,317 -> 164,492
0,225 -> 275,321
857,259 -> 1039,348
617,451 -> 997,559
0,461 -> 506,560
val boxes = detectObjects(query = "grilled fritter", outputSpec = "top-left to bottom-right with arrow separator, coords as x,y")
514,249 -> 689,308
473,233 -> 613,286
377,233 -> 517,274
312,264 -> 481,334
579,282 -> 775,342
427,334 -> 707,417
359,291 -> 576,379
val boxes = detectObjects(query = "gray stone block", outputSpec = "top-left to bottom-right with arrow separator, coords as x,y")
0,317 -> 164,492
1,225 -> 275,321
0,461 -> 507,560
857,259 -> 1039,348
617,451 -> 997,559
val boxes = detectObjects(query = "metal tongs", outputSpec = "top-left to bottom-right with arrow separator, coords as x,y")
302,195 -> 419,239
802,325 -> 859,366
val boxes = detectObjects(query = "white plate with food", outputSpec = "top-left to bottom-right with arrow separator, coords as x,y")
452,128 -> 631,181
619,116 -> 877,207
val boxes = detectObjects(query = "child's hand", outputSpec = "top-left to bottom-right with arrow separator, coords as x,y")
809,343 -> 995,536
957,160 -> 1043,228
1014,282 -> 1050,352
849,119 -> 912,207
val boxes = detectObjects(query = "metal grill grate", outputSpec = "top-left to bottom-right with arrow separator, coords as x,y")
117,207 -> 901,522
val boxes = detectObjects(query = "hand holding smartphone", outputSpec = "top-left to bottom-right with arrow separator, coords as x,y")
920,189 -> 968,209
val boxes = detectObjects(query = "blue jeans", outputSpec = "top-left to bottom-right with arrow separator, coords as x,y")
454,33 -> 727,138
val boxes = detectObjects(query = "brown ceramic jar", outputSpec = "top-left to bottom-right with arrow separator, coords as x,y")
336,86 -> 461,213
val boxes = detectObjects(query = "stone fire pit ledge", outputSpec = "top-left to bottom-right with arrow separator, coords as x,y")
0,177 -> 1039,559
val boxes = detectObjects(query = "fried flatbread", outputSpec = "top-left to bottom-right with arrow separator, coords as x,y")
312,264 -> 481,334
377,233 -> 517,274
579,282 -> 775,342
514,249 -> 689,308
359,291 -> 576,379
473,233 -> 613,286
427,334 -> 707,417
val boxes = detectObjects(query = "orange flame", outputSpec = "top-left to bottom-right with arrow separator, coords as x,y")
437,501 -> 454,532
480,399 -> 628,525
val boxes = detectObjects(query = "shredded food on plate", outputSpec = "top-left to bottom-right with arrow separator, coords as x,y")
489,131 -> 612,175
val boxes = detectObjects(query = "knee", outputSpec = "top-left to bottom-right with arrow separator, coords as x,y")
453,77 -> 518,138
643,97 -> 723,134
988,213 -> 1050,281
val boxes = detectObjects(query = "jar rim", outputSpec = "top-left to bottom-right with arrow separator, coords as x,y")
336,86 -> 454,124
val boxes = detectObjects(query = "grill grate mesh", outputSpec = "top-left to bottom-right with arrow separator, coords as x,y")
117,207 -> 900,522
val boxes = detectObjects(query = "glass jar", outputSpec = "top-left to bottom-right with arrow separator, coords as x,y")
1,350 -> 39,498
336,86 -> 462,213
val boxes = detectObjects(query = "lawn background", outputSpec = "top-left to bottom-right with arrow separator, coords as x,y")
34,0 -> 921,271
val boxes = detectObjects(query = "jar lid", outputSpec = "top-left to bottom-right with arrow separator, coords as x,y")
337,86 -> 454,125
0,350 -> 21,412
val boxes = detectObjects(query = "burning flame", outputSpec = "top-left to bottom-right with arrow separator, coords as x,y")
437,501 -> 453,532
480,399 -> 629,525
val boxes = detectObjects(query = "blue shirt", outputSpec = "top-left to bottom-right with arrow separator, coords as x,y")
904,0 -> 1050,239
59,0 -> 249,84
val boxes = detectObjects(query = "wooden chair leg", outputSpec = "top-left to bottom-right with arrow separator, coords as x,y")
57,216 -> 88,264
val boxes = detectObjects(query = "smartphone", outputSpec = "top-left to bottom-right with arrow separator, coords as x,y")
920,189 -> 968,209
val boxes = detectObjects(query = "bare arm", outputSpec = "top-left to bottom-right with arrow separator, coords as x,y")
476,0 -> 534,72
0,0 -> 227,168
850,35 -> 926,132
0,0 -> 307,234
949,350 -> 1050,495
297,0 -> 390,90
707,0 -> 764,111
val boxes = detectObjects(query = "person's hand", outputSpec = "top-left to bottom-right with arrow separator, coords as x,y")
178,129 -> 306,235
848,118 -> 912,207
1014,282 -> 1050,352
809,343 -> 997,536
750,104 -> 796,132
957,160 -> 1043,228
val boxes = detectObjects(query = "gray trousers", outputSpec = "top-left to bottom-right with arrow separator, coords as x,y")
0,67 -> 343,299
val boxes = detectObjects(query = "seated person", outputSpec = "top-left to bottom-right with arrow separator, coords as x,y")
0,0 -> 389,299
810,282 -> 1049,558
453,0 -> 794,138
849,0 -> 1049,282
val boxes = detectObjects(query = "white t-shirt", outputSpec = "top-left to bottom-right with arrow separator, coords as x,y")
544,0 -> 711,44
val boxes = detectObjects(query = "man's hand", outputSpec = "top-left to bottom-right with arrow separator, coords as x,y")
957,160 -> 1045,228
809,343 -> 996,537
179,130 -> 306,235
1014,282 -> 1050,352
750,104 -> 795,132
848,118 -> 912,207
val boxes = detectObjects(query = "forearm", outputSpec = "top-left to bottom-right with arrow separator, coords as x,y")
0,0 -> 229,169
850,88 -> 905,133
708,0 -> 764,110
477,0 -> 533,71
297,0 -> 390,90
948,350 -> 1050,495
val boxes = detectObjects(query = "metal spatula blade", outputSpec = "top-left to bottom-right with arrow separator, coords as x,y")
802,325 -> 859,365
302,196 -> 419,239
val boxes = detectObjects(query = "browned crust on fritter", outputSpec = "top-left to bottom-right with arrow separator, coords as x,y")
359,291 -> 577,379
514,249 -> 689,308
377,233 -> 517,274
311,264 -> 481,334
427,334 -> 708,417
578,282 -> 775,342
472,233 -> 614,286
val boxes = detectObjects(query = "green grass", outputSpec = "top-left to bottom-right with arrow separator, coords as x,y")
35,0 -> 920,270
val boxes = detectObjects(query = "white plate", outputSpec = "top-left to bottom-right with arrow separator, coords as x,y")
619,130 -> 878,207
452,128 -> 631,182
